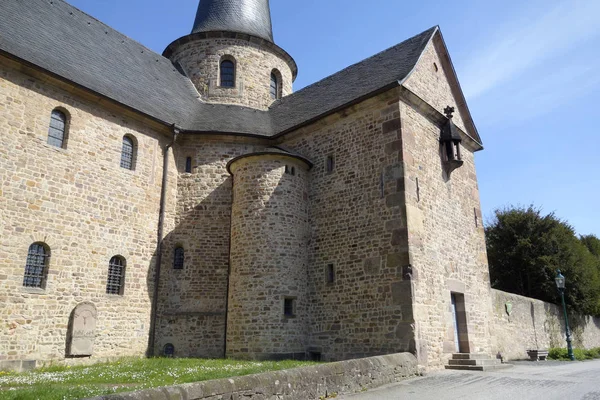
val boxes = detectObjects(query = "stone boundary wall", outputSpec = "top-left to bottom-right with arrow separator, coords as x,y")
491,289 -> 600,360
87,353 -> 418,400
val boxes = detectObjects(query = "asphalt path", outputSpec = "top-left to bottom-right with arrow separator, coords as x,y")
339,359 -> 600,400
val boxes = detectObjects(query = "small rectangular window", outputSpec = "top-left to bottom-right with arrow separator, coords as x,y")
284,297 -> 295,318
326,155 -> 335,173
327,264 -> 335,283
174,247 -> 185,270
185,157 -> 192,173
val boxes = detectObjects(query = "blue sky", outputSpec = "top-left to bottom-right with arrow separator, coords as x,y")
68,0 -> 599,237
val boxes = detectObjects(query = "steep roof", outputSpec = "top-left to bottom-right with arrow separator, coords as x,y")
192,0 -> 274,43
0,0 -> 455,140
269,27 -> 436,136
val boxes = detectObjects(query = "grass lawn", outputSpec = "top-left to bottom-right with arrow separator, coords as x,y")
0,357 -> 317,400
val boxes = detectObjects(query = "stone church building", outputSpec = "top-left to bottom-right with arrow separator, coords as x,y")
0,0 -> 494,371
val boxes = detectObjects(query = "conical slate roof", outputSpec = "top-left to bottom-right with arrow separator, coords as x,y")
192,0 -> 274,42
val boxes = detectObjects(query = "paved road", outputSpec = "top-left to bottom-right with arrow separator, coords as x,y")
339,360 -> 600,400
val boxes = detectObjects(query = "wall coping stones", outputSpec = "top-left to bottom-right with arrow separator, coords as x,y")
85,352 -> 418,400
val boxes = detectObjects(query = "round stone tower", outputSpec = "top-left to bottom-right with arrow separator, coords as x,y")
163,0 -> 297,110
226,150 -> 311,360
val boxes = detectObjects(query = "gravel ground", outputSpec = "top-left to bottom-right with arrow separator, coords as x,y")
340,359 -> 600,400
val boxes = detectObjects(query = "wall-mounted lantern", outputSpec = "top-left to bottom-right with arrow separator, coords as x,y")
440,106 -> 463,177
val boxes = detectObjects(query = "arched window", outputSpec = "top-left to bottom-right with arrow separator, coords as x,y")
106,256 -> 126,295
23,243 -> 50,288
270,69 -> 282,100
270,73 -> 278,99
174,247 -> 185,270
47,109 -> 67,148
120,136 -> 135,170
220,59 -> 235,87
163,343 -> 175,357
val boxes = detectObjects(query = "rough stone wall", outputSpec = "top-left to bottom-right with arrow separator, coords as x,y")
279,90 -> 415,361
227,155 -> 310,359
491,289 -> 600,360
155,137 -> 267,358
168,37 -> 293,110
0,59 -> 177,366
399,104 -> 493,369
402,39 -> 468,133
398,37 -> 494,370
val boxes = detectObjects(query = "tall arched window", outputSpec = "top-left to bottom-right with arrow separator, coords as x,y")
120,136 -> 135,170
220,59 -> 235,87
23,243 -> 50,288
106,256 -> 126,295
270,72 -> 278,100
174,247 -> 185,270
47,109 -> 67,148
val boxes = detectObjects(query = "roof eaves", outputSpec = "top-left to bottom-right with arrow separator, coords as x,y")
271,82 -> 401,139
0,48 -> 176,131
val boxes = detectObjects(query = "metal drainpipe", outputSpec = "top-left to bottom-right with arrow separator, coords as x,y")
148,124 -> 180,357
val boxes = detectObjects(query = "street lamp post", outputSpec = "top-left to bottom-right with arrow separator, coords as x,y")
555,270 -> 575,361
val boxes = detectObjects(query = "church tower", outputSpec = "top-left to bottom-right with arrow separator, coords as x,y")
163,0 -> 297,110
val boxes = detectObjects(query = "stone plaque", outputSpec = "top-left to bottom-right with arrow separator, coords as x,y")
67,302 -> 97,356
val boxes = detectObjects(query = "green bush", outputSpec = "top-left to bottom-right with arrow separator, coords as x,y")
548,347 -> 600,361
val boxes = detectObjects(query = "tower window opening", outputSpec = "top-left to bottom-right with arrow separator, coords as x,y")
270,72 -> 278,99
283,297 -> 296,318
327,264 -> 335,283
220,59 -> 235,87
285,165 -> 296,176
326,155 -> 335,173
185,157 -> 192,173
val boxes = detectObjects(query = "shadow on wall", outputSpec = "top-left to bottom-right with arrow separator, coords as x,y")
145,174 -> 232,359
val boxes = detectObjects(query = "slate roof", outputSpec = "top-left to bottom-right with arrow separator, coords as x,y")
192,0 -> 274,43
0,0 -> 440,139
269,27 -> 436,136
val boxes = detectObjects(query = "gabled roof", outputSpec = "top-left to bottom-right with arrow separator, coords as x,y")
0,0 -> 476,143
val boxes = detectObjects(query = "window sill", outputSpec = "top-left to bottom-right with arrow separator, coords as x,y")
20,287 -> 46,295
42,141 -> 68,153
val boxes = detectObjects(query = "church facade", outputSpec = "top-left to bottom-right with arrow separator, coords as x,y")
0,0 -> 494,371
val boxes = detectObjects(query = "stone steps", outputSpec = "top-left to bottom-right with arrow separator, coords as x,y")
445,353 -> 512,372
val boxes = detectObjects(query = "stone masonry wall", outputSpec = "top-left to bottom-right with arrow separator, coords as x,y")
491,289 -> 600,360
400,40 -> 493,370
0,59 -> 177,366
227,154 -> 310,359
155,137 -> 268,358
168,37 -> 293,110
279,89 -> 415,361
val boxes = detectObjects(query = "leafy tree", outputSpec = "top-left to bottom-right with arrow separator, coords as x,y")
580,234 -> 600,259
485,206 -> 600,316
